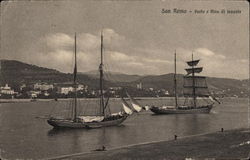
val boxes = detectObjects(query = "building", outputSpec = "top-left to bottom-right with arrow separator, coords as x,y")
20,84 -> 26,91
57,84 -> 87,95
109,87 -> 122,90
34,83 -> 53,91
60,87 -> 74,95
44,91 -> 50,97
164,90 -> 169,95
0,84 -> 15,95
91,90 -> 96,95
29,91 -> 41,98
77,84 -> 88,91
110,90 -> 116,94
136,82 -> 142,89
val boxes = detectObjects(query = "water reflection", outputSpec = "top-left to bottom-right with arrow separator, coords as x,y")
47,128 -> 89,136
47,124 -> 128,153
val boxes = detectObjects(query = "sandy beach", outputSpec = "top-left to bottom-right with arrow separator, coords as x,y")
48,128 -> 250,160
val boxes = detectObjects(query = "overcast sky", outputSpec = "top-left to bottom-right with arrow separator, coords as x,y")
0,0 -> 249,79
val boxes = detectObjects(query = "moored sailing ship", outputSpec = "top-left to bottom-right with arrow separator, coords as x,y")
150,52 -> 218,114
47,33 -> 133,129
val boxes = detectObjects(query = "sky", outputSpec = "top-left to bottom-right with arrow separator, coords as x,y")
0,0 -> 249,79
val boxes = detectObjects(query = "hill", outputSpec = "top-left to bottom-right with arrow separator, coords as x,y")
0,60 -> 105,90
0,59 -> 248,97
130,74 -> 249,97
81,70 -> 142,82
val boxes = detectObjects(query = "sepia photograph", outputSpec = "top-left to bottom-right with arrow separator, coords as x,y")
0,0 -> 249,159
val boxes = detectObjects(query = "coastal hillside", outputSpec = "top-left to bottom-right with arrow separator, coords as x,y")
81,70 -> 142,82
0,60 -> 248,97
0,60 -> 104,90
130,74 -> 249,97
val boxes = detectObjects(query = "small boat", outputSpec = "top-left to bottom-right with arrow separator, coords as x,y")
47,32 -> 132,129
150,51 -> 219,114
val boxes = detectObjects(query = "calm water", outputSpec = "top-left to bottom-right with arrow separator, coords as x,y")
0,97 -> 248,159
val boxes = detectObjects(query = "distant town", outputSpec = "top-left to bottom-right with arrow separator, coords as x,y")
0,81 -> 246,99
0,82 -> 171,99
0,60 -> 248,99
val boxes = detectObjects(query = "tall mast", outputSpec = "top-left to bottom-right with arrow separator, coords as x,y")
174,51 -> 178,108
99,31 -> 105,116
192,53 -> 196,108
73,33 -> 77,121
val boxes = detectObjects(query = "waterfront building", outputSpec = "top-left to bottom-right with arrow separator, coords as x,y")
29,91 -> 41,98
60,87 -> 74,95
34,83 -> 53,91
136,82 -> 142,89
0,84 -> 15,95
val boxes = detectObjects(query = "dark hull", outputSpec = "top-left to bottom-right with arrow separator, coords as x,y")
150,104 -> 213,114
47,115 -> 128,129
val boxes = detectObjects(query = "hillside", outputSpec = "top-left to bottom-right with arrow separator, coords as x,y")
131,74 -> 249,97
0,60 -> 103,89
0,60 -> 248,97
81,70 -> 142,82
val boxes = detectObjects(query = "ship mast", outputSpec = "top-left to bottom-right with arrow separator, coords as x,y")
99,32 -> 105,116
184,55 -> 207,106
73,33 -> 77,122
191,53 -> 196,108
174,51 -> 178,108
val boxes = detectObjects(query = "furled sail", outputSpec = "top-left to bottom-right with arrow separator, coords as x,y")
126,92 -> 142,112
185,67 -> 203,75
77,116 -> 104,123
187,60 -> 200,66
121,98 -> 133,115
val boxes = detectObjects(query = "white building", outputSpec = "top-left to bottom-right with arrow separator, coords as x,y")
109,87 -> 122,90
149,88 -> 154,91
20,84 -> 26,91
34,83 -> 53,91
136,82 -> 142,89
30,91 -> 41,98
44,92 -> 50,97
164,91 -> 169,95
77,84 -> 87,91
60,87 -> 74,94
0,84 -> 15,95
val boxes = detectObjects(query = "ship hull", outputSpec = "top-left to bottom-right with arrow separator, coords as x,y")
47,115 -> 128,129
150,104 -> 213,114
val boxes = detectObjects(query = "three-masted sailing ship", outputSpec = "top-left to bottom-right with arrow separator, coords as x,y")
150,52 -> 217,114
47,33 -> 133,129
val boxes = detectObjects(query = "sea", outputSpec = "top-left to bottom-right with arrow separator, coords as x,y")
0,97 -> 248,159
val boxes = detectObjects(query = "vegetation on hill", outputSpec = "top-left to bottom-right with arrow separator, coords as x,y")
0,60 -> 248,97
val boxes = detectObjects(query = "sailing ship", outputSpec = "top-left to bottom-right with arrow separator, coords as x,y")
47,33 -> 133,129
150,52 -> 218,114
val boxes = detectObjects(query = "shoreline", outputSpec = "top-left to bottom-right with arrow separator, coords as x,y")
47,127 -> 250,160
0,96 -> 246,103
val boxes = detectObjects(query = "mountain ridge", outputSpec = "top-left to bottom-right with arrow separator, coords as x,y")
0,59 -> 248,97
